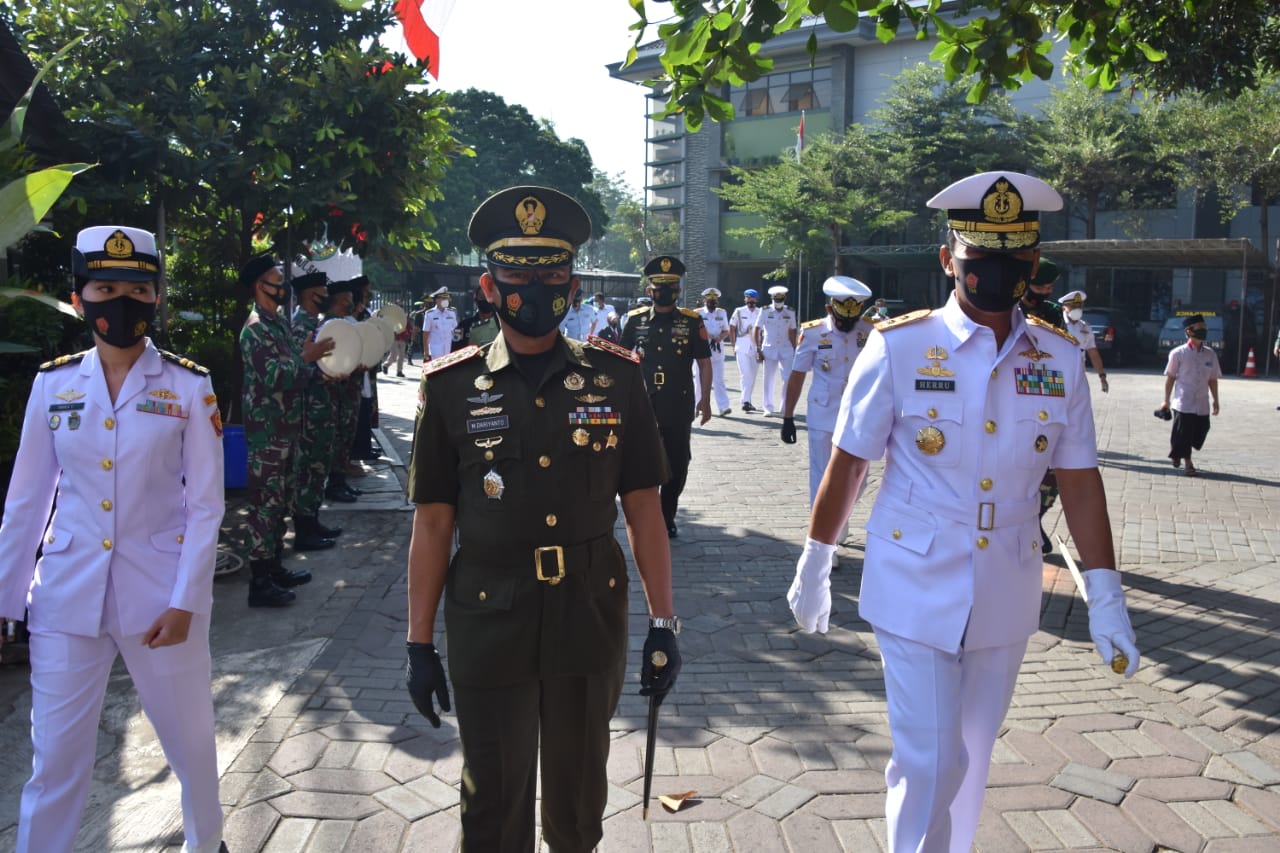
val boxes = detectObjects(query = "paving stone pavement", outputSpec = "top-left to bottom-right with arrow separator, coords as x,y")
2,353 -> 1279,852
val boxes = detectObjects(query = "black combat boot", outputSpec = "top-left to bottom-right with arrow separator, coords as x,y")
311,515 -> 343,538
292,516 -> 336,552
248,559 -> 296,607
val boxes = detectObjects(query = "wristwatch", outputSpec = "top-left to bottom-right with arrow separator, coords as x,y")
649,616 -> 680,635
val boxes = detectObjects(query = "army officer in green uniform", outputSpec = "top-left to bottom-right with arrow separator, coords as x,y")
405,186 -> 682,853
618,256 -> 712,538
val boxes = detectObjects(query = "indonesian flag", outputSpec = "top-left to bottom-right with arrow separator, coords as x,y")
395,0 -> 440,78
796,110 -> 805,160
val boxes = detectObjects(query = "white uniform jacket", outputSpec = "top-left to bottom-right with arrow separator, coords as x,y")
730,305 -> 761,351
834,295 -> 1097,653
0,341 -> 225,636
791,315 -> 875,433
754,305 -> 796,350
423,306 -> 459,358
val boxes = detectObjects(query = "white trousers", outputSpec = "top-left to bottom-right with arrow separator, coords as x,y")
760,346 -> 794,413
19,578 -> 223,853
736,344 -> 759,406
694,348 -> 731,413
807,426 -> 834,506
875,628 -> 1027,853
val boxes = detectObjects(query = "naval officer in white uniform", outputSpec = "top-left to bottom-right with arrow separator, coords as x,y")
694,287 -> 732,415
753,284 -> 796,416
788,172 -> 1140,853
421,285 -> 459,360
730,288 -> 762,411
781,276 -> 875,524
0,226 -> 225,853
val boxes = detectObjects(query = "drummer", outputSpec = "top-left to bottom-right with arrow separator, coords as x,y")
289,271 -> 342,550
239,254 -> 331,608
324,278 -> 364,503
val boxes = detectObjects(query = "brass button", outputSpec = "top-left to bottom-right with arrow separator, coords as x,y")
980,478 -> 993,491
892,529 -> 902,539
977,536 -> 989,549
1032,540 -> 1040,552
539,455 -> 551,468
102,539 -> 113,551
176,535 -> 184,544
990,367 -> 998,379
101,458 -> 113,470
45,534 -> 55,544
484,450 -> 495,461
1038,410 -> 1049,421
478,591 -> 487,602
927,407 -> 938,419
608,578 -> 616,588
985,420 -> 997,434
104,417 -> 115,430
545,514 -> 558,527
101,499 -> 113,511
534,396 -> 546,408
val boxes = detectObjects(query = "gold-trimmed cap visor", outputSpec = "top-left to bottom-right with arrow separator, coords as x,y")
927,172 -> 1062,253
469,186 -> 590,269
73,226 -> 160,282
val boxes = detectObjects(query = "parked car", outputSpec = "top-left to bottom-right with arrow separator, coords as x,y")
1080,307 -> 1141,367
1155,308 -> 1257,374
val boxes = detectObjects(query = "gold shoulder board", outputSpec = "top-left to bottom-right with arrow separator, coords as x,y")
875,308 -> 931,332
37,350 -> 89,372
678,307 -> 701,319
626,306 -> 648,316
424,345 -> 482,376
586,335 -> 640,364
801,318 -> 825,330
159,349 -> 211,375
1026,315 -> 1080,345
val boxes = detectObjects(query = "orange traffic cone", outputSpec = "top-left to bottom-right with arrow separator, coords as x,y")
1242,347 -> 1258,377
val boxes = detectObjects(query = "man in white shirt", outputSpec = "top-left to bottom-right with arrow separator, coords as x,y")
421,286 -> 458,361
1157,313 -> 1221,476
753,284 -> 796,416
730,289 -> 762,412
559,290 -> 597,340
695,287 -> 732,415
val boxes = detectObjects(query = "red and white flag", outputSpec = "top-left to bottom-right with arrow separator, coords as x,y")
796,110 -> 805,160
395,0 -> 441,78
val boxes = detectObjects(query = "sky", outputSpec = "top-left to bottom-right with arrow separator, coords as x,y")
385,0 -> 661,194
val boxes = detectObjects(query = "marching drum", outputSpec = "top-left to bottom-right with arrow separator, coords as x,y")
376,302 -> 408,334
316,318 -> 361,377
356,319 -> 389,368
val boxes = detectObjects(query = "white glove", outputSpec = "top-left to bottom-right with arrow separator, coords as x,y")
788,538 -> 835,633
1083,569 -> 1139,677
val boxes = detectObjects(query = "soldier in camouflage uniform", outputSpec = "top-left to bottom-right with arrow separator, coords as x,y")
324,278 -> 364,502
238,255 -> 331,607
289,271 -> 342,546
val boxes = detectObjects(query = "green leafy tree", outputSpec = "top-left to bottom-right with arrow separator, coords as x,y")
624,0 -> 1278,129
1035,83 -> 1176,238
715,127 -> 913,278
427,88 -> 607,260
581,170 -> 643,271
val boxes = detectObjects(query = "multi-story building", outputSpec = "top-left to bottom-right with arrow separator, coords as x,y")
609,15 -> 1276,369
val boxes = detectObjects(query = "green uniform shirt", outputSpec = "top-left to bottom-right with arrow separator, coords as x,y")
239,305 -> 305,445
408,332 -> 671,687
617,306 -> 711,425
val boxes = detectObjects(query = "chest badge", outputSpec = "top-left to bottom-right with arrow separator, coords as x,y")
68,412 -> 81,430
482,468 -> 505,499
474,375 -> 494,391
572,428 -> 590,446
576,393 -> 607,404
1018,345 -> 1052,361
605,429 -> 619,450
918,346 -> 955,377
55,389 -> 85,402
150,388 -> 180,400
564,372 -> 586,391
475,435 -> 503,450
49,414 -> 61,430
593,374 -> 614,388
915,425 -> 946,455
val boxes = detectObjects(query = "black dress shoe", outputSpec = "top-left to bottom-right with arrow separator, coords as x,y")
271,566 -> 313,587
667,524 -> 678,539
248,577 -> 296,607
293,531 -> 336,551
325,486 -> 358,503
1040,526 -> 1053,555
313,518 -> 343,538
742,402 -> 755,412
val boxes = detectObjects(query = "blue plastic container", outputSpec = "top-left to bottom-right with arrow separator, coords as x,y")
223,425 -> 248,490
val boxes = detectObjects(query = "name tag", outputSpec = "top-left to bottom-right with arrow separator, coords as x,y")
466,415 -> 509,434
915,379 -> 955,392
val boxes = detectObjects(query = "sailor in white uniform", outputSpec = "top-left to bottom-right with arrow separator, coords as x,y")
781,276 -> 875,522
422,286 -> 459,360
694,287 -> 733,415
788,172 -> 1141,853
730,289 -> 762,411
753,284 -> 796,415
1060,289 -> 1109,392
0,226 -> 225,853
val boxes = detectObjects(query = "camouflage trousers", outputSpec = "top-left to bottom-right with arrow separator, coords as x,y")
1038,468 -> 1059,516
295,385 -> 339,517
247,440 -> 295,560
331,379 -> 361,474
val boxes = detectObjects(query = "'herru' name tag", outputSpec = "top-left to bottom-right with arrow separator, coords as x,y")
915,379 -> 955,392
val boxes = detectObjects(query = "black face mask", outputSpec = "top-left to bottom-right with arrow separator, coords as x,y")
952,253 -> 1034,313
1023,288 -> 1050,307
705,300 -> 718,310
260,281 -> 287,307
475,295 -> 495,314
315,295 -> 331,313
832,314 -> 857,333
491,275 -> 572,337
652,286 -> 679,307
1188,328 -> 1207,340
82,294 -> 156,348
745,301 -> 757,309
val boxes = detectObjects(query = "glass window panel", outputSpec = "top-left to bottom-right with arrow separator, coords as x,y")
648,138 -> 683,163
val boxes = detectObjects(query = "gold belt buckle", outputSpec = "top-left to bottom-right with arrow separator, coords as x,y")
535,546 -> 565,585
977,502 -> 995,531
653,370 -> 665,386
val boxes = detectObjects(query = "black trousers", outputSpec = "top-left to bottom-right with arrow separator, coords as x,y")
1170,410 -> 1211,458
657,421 -> 692,526
453,664 -> 625,853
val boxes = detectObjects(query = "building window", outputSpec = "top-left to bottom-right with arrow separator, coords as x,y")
783,83 -> 819,111
741,88 -> 772,116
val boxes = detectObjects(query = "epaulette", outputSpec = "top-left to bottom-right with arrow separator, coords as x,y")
1026,314 -> 1079,345
586,335 -> 640,364
626,306 -> 649,317
424,345 -> 481,376
159,349 -> 211,375
678,307 -> 701,319
875,308 -> 931,331
37,350 -> 89,372
801,318 -> 825,330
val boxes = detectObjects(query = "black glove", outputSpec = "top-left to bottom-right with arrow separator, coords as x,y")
781,417 -> 797,444
639,627 -> 682,701
406,641 -> 451,728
